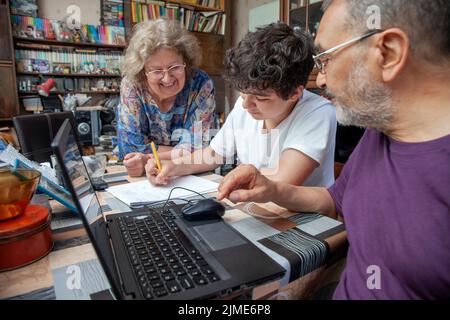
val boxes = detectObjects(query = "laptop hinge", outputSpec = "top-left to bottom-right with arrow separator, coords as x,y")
106,220 -> 138,300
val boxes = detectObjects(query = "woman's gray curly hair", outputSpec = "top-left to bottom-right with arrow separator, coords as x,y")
121,18 -> 202,86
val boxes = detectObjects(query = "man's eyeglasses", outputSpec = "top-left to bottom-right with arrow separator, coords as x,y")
145,63 -> 186,80
313,29 -> 384,74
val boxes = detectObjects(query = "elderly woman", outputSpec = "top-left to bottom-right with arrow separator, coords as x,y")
117,18 -> 218,177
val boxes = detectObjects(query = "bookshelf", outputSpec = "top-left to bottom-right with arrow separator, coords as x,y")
13,36 -> 126,50
17,72 -> 122,78
126,0 -> 226,35
19,90 -> 119,95
0,0 -> 19,122
161,1 -> 225,12
14,41 -> 124,113
4,0 -> 127,116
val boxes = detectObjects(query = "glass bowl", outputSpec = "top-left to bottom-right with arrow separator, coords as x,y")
0,169 -> 41,221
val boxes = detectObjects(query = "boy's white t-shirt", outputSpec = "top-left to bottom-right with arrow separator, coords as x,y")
210,90 -> 337,187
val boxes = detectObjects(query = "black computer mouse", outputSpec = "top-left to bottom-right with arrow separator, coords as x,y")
181,198 -> 225,221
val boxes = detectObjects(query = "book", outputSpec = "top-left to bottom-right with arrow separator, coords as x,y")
86,24 -> 100,43
108,26 -> 126,46
102,0 -> 125,27
30,59 -> 51,73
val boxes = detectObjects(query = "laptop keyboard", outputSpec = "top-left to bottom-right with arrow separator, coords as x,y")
118,203 -> 221,299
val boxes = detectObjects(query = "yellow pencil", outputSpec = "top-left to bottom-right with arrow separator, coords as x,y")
150,142 -> 162,171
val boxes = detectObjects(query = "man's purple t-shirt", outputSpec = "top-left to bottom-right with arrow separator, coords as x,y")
328,129 -> 450,299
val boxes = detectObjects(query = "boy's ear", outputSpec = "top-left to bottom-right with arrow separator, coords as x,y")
288,86 -> 304,102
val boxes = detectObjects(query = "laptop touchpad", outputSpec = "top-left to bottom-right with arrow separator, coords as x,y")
192,222 -> 246,251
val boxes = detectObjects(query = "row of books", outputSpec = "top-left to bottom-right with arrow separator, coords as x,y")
102,0 -> 125,27
194,0 -> 223,9
131,1 -> 226,35
134,0 -> 224,10
15,49 -> 123,75
96,25 -> 126,46
11,15 -> 126,46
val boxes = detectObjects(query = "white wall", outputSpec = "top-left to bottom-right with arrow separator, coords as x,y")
249,0 -> 279,32
37,0 -> 101,26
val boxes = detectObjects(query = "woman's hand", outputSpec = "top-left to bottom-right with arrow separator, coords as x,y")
145,159 -> 178,186
217,164 -> 276,203
123,152 -> 150,177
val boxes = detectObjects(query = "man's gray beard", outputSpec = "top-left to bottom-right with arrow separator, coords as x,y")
332,61 -> 395,133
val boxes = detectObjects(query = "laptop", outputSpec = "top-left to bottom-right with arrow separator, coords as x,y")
51,119 -> 285,300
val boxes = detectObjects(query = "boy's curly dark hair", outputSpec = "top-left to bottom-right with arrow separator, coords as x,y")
224,22 -> 315,100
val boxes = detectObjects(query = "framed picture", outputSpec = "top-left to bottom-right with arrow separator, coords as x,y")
53,62 -> 72,74
35,29 -> 45,39
31,59 -> 51,73
23,24 -> 36,38
109,26 -> 126,46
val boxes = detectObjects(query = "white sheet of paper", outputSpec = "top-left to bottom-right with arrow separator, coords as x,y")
105,175 -> 219,206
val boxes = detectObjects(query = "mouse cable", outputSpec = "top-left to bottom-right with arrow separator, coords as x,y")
131,198 -> 190,209
161,187 -> 207,215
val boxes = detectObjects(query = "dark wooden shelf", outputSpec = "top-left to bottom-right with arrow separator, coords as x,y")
17,72 -> 121,78
18,90 -> 119,95
188,30 -> 224,37
169,0 -> 225,12
13,36 -> 126,50
128,21 -> 225,37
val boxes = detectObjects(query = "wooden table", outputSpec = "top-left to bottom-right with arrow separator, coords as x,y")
0,168 -> 347,300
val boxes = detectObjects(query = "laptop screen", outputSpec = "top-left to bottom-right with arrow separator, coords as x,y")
51,118 -> 122,298
58,121 -> 101,223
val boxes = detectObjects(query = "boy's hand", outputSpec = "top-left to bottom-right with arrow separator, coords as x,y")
145,159 -> 178,186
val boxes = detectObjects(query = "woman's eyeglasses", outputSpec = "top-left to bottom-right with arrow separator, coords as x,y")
145,63 -> 186,80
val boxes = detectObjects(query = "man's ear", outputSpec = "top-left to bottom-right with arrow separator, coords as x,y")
288,85 -> 305,102
374,28 -> 410,83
